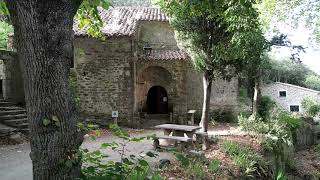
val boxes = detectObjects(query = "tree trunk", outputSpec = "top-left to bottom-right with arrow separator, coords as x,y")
6,1 -> 83,179
199,71 -> 212,133
252,74 -> 262,114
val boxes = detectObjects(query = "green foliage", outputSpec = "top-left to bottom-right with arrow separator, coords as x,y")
276,169 -> 287,180
175,153 -> 207,179
0,21 -> 13,49
158,0 -> 266,78
81,123 -> 160,179
0,2 -> 9,15
257,96 -> 276,120
257,0 -> 320,44
208,159 -> 221,174
302,97 -> 320,117
238,114 -> 268,134
75,0 -> 110,38
305,75 -> 320,91
315,144 -> 320,155
263,59 -> 312,87
210,109 -> 237,123
222,140 -> 265,177
42,118 -> 51,126
68,74 -> 80,108
239,109 -> 301,178
175,153 -> 190,167
238,87 -> 248,103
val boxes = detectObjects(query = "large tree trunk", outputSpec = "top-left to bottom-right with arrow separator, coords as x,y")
6,1 -> 83,179
252,73 -> 262,114
199,71 -> 212,132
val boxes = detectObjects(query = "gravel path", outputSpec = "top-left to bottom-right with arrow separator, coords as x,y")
0,129 -> 174,180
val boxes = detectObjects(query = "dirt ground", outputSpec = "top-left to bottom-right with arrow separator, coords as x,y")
0,123 -> 319,180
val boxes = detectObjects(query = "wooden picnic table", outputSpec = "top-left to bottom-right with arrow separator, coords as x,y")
154,124 -> 201,147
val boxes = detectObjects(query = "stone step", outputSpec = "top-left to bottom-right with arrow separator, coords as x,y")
0,114 -> 28,121
3,118 -> 28,127
0,123 -> 16,136
12,122 -> 29,129
0,101 -> 15,107
0,110 -> 26,116
0,106 -> 24,111
3,121 -> 29,129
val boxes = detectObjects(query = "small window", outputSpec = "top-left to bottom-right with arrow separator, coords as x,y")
290,105 -> 300,112
279,91 -> 286,97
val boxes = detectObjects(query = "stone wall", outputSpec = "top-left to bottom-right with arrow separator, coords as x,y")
186,61 -> 239,117
74,37 -> 134,126
261,82 -> 320,113
136,21 -> 178,51
2,35 -> 25,104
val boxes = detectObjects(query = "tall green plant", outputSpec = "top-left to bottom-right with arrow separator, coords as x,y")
0,21 -> 12,49
302,97 -> 320,117
158,0 -> 266,132
81,124 -> 160,179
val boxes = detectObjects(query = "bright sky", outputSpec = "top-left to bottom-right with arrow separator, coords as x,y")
269,19 -> 320,75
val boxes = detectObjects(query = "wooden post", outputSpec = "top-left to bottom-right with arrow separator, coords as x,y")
188,110 -> 196,125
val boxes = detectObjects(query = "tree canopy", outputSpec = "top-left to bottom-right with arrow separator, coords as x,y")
158,0 -> 266,133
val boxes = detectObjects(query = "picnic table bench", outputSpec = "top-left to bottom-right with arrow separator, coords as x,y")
154,124 -> 201,149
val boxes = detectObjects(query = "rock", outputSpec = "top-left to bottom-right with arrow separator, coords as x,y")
159,159 -> 171,169
189,150 -> 204,157
9,133 -> 25,144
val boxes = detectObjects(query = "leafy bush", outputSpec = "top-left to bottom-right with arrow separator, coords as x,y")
210,109 -> 237,123
305,75 -> 320,91
175,153 -> 216,179
302,97 -> 320,117
208,159 -> 221,174
222,140 -> 266,177
0,21 -> 13,49
238,114 -> 268,134
80,123 -> 160,180
239,109 -> 301,178
257,96 -> 276,120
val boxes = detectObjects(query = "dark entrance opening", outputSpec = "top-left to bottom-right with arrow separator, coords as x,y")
147,86 -> 168,114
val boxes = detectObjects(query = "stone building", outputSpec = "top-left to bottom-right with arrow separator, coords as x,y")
261,82 -> 320,113
2,7 -> 239,128
73,7 -> 239,127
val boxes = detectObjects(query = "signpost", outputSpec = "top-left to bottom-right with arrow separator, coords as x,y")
112,111 -> 118,124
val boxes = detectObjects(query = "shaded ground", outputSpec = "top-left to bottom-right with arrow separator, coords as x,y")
0,129 -> 173,180
0,123 -> 318,180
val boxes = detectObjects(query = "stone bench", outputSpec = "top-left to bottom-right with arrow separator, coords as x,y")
153,135 -> 192,149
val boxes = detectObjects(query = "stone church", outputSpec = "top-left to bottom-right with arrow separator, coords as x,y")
2,7 -> 239,128
73,7 -> 239,127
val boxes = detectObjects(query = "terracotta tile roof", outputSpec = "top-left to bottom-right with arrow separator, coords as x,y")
139,49 -> 187,60
74,7 -> 169,37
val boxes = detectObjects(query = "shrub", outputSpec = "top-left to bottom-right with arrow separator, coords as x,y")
239,109 -> 302,178
175,153 -> 216,179
257,96 -> 276,120
80,124 -> 160,180
208,159 -> 221,174
0,21 -> 13,49
222,140 -> 266,177
238,114 -> 268,134
210,109 -> 237,123
302,97 -> 320,117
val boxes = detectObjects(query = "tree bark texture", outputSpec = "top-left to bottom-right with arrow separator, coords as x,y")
5,0 -> 83,179
199,71 -> 212,133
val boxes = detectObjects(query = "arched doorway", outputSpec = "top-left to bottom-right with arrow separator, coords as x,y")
147,86 -> 168,114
